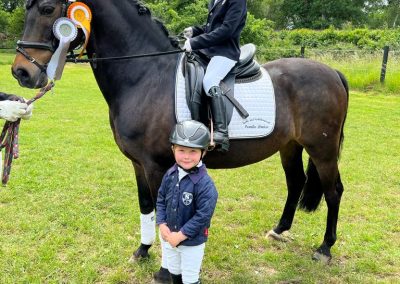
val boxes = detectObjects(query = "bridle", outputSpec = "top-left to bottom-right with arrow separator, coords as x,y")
16,0 -> 185,73
16,0 -> 73,72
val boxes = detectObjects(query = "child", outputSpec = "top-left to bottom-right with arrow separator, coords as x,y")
182,0 -> 247,151
155,120 -> 218,284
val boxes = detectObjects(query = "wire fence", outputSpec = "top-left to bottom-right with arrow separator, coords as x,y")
258,46 -> 400,85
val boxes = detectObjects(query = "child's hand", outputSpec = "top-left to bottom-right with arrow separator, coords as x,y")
159,223 -> 171,241
168,231 -> 187,248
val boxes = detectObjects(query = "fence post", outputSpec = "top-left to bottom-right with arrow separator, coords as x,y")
380,46 -> 390,84
300,46 -> 305,58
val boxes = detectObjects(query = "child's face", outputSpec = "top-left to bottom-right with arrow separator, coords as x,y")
172,145 -> 202,170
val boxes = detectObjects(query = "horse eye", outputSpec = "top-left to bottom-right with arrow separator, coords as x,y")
40,6 -> 55,15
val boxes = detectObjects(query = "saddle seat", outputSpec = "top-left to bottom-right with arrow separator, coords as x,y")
234,43 -> 261,80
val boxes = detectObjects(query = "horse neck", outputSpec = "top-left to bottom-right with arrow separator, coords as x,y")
85,0 -> 173,54
83,0 -> 177,106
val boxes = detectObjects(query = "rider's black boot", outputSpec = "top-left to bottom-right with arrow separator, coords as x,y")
208,86 -> 229,152
171,273 -> 183,284
153,267 -> 171,284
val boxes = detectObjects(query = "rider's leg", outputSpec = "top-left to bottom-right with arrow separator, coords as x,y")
203,56 -> 236,151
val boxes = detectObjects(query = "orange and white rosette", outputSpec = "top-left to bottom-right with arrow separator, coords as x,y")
67,2 -> 92,58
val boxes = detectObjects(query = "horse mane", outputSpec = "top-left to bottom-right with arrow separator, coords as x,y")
132,0 -> 180,48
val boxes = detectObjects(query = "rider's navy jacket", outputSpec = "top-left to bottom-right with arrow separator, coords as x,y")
156,163 -> 218,246
190,0 -> 247,61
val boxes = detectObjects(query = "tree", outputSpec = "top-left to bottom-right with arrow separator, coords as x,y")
1,0 -> 24,12
279,0 -> 366,29
387,0 -> 400,27
7,6 -> 24,37
365,0 -> 400,28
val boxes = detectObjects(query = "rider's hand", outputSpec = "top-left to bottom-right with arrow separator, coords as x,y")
21,99 -> 33,120
183,27 -> 193,39
0,100 -> 28,122
183,39 -> 192,52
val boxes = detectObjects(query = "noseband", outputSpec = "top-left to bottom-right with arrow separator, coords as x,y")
16,41 -> 55,72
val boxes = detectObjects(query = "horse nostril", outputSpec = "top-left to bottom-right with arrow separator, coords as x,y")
14,67 -> 29,80
12,67 -> 34,88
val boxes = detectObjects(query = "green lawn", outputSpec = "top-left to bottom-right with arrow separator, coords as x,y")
0,55 -> 399,283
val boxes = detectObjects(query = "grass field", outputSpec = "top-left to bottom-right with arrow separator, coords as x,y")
0,54 -> 399,283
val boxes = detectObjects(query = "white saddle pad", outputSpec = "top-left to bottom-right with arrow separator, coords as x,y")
175,56 -> 276,139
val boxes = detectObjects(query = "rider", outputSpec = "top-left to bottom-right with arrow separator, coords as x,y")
0,92 -> 33,121
182,0 -> 247,151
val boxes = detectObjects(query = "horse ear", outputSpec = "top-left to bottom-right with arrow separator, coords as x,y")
136,3 -> 149,15
26,0 -> 35,9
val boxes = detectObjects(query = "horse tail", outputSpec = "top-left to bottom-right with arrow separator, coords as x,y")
298,158 -> 323,212
336,70 -> 349,160
298,70 -> 349,212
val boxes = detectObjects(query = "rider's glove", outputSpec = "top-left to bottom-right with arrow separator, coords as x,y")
0,100 -> 28,122
21,99 -> 33,120
183,39 -> 192,52
183,27 -> 193,39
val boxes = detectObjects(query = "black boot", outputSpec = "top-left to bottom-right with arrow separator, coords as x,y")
208,86 -> 229,152
153,267 -> 171,284
171,273 -> 183,284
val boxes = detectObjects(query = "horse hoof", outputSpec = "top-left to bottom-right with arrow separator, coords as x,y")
266,229 -> 287,242
128,249 -> 150,263
312,251 -> 332,264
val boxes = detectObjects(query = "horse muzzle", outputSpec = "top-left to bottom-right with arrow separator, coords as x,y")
12,48 -> 51,89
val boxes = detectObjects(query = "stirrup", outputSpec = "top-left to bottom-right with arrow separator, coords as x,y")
213,135 -> 229,152
207,138 -> 229,152
208,119 -> 229,152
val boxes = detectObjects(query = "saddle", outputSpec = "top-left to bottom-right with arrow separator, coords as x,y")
183,44 -> 261,126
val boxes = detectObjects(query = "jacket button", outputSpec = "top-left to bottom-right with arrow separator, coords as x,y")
207,23 -> 210,26
210,12 -> 213,16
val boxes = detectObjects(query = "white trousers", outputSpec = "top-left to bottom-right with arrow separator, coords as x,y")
161,238 -> 205,284
203,56 -> 237,94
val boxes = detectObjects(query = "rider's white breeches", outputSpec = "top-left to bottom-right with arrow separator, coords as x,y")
203,56 -> 237,94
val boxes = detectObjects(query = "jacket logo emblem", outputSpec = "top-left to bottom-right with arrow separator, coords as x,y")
182,192 -> 193,206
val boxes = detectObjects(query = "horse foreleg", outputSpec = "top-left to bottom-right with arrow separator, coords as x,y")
312,161 -> 343,264
129,162 -> 156,262
268,143 -> 306,242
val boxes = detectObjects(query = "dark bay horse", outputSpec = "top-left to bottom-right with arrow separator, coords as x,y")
11,0 -> 348,264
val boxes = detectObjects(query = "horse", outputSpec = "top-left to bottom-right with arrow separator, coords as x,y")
11,0 -> 348,266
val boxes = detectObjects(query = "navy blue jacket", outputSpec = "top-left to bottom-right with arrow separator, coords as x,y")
190,0 -> 247,61
156,163 -> 218,246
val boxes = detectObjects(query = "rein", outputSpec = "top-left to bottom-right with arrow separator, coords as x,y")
0,82 -> 54,185
66,49 -> 184,63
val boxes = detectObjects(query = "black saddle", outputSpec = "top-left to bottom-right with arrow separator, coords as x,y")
183,44 -> 261,125
234,43 -> 262,80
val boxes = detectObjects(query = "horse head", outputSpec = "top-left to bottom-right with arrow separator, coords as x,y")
12,0 -> 84,88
